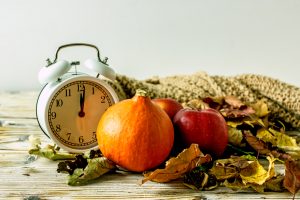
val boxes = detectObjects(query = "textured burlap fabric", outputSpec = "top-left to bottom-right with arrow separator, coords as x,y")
106,72 -> 300,129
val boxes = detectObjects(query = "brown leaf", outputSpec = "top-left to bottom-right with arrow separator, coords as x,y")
257,175 -> 284,192
183,167 -> 218,190
141,144 -> 212,184
202,96 -> 224,110
184,99 -> 209,110
209,155 -> 255,180
224,96 -> 245,108
209,164 -> 237,180
224,175 -> 284,193
284,159 -> 300,196
220,107 -> 255,118
243,131 -> 271,155
243,130 -> 293,160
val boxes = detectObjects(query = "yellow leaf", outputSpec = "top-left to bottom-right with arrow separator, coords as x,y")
227,121 -> 243,128
256,128 -> 276,145
240,156 -> 276,185
251,100 -> 269,117
257,128 -> 299,151
210,156 -> 255,180
209,165 -> 237,180
141,144 -> 212,184
269,128 -> 298,149
244,118 -> 265,127
228,127 -> 244,147
224,175 -> 284,193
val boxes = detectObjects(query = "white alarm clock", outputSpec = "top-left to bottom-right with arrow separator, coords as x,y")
36,43 -> 119,153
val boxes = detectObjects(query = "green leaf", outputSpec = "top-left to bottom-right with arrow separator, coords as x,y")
28,144 -> 76,161
228,127 -> 244,147
68,157 -> 116,186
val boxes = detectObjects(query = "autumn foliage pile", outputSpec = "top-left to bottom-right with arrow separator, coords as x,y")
29,93 -> 300,198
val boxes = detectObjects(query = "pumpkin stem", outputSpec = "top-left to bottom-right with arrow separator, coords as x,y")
135,89 -> 148,97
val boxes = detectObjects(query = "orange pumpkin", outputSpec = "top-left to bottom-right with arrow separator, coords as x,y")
97,90 -> 174,172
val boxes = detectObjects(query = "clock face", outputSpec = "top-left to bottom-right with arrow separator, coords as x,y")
47,80 -> 115,150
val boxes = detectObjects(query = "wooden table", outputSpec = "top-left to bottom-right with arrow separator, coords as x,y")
0,91 -> 298,199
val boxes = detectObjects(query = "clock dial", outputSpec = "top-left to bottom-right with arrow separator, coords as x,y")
47,80 -> 114,150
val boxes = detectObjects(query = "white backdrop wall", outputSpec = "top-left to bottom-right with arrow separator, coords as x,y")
0,0 -> 299,91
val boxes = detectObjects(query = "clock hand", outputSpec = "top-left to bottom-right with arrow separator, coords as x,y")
79,89 -> 85,117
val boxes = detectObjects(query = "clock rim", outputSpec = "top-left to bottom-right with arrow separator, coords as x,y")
36,74 -> 119,153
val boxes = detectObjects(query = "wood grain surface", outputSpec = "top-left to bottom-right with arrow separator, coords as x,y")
0,91 -> 298,199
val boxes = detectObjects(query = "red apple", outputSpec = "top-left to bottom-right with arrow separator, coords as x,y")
173,108 -> 228,157
152,98 -> 183,119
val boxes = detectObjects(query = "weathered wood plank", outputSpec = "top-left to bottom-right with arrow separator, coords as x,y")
0,91 -> 299,199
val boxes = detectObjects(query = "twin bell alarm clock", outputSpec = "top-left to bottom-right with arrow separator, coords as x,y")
36,43 -> 119,153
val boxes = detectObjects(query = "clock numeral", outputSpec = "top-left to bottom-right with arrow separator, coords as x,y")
56,124 -> 61,132
51,112 -> 56,119
65,89 -> 71,97
92,131 -> 96,140
77,84 -> 85,92
56,99 -> 63,107
66,133 -> 71,140
100,96 -> 106,103
92,87 -> 95,95
79,136 -> 84,143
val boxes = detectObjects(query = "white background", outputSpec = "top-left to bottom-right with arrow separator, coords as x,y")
0,0 -> 299,91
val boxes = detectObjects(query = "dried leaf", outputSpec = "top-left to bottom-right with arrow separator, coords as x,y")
243,131 -> 292,161
220,107 -> 255,118
28,143 -> 76,161
224,178 -> 251,191
227,115 -> 265,129
244,118 -> 266,128
224,96 -> 245,108
210,154 -> 276,186
256,128 -> 299,150
283,159 -> 300,196
255,175 -> 284,192
141,144 -> 212,184
251,100 -> 269,118
217,155 -> 256,168
224,175 -> 284,193
269,128 -> 299,150
202,96 -> 224,110
240,155 -> 276,185
243,131 -> 271,155
209,164 -> 238,180
228,127 -> 244,147
57,154 -> 88,175
184,99 -> 209,110
209,155 -> 255,180
227,121 -> 243,128
183,166 -> 218,190
68,157 -> 116,186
